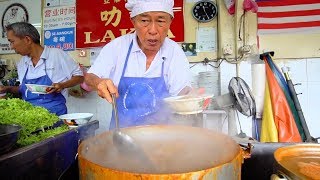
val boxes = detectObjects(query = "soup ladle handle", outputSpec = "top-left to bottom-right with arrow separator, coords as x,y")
111,93 -> 119,129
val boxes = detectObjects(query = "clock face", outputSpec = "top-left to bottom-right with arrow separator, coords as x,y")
192,0 -> 217,23
1,3 -> 29,38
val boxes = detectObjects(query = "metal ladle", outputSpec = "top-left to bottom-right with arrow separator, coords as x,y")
111,94 -> 156,170
111,93 -> 138,153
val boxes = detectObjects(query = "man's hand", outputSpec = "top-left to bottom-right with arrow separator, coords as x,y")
48,76 -> 84,94
178,86 -> 205,96
95,79 -> 118,103
0,85 -> 6,94
85,73 -> 119,103
46,83 -> 64,93
0,85 -> 19,95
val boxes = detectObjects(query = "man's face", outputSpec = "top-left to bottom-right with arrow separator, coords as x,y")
7,30 -> 29,56
132,12 -> 172,53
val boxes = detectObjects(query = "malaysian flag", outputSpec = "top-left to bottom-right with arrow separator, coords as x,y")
257,0 -> 320,35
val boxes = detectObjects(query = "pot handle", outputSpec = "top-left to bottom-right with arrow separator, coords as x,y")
239,143 -> 253,159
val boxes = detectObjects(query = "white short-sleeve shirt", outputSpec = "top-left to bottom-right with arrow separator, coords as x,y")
17,46 -> 83,98
88,33 -> 191,96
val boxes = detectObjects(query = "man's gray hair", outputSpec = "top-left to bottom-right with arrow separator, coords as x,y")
6,22 -> 40,44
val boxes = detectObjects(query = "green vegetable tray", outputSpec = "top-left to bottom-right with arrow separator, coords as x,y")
0,120 -> 99,179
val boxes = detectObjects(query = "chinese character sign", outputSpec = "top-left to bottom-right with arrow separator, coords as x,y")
76,0 -> 184,48
43,5 -> 76,30
44,28 -> 75,51
43,4 -> 76,51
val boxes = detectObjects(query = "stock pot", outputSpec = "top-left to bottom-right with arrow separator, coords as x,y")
78,125 -> 249,179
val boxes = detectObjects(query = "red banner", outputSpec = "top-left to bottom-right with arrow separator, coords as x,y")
76,0 -> 184,48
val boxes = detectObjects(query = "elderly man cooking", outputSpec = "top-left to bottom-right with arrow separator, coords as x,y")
85,0 -> 192,129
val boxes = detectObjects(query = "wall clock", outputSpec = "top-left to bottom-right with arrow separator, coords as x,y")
192,0 -> 218,23
1,3 -> 29,38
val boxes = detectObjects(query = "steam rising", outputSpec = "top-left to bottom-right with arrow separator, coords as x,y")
79,125 -> 240,174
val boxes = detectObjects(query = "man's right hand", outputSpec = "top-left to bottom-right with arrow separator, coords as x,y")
96,78 -> 119,103
84,73 -> 119,103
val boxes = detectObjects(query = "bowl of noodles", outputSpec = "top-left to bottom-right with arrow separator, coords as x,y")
164,94 -> 213,115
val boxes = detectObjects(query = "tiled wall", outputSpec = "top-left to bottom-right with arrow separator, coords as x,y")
66,58 -> 320,139
66,92 -> 112,134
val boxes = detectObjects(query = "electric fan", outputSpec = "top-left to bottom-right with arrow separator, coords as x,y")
211,77 -> 256,137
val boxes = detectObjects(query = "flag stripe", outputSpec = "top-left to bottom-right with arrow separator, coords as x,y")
258,27 -> 320,35
258,15 -> 320,24
258,3 -> 320,13
258,21 -> 320,29
258,9 -> 320,18
257,0 -> 320,35
261,81 -> 279,142
257,0 -> 320,7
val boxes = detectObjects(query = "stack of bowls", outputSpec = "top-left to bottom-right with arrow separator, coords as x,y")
197,70 -> 221,109
190,75 -> 199,88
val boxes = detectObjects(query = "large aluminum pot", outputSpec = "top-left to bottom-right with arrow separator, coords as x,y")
78,125 -> 247,179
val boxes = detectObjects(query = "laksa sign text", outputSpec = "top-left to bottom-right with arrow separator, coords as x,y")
76,0 -> 184,48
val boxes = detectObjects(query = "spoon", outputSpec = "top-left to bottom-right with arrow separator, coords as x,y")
111,94 -> 156,171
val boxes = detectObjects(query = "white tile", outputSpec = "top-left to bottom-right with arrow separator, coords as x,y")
306,82 -> 320,138
307,59 -> 320,82
220,63 -> 236,78
293,81 -> 308,114
283,60 -> 307,82
189,63 -> 207,76
66,96 -> 80,113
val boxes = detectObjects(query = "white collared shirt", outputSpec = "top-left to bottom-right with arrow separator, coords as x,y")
17,46 -> 83,98
88,33 -> 191,96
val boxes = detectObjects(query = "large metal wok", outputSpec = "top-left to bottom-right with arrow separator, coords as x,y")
0,124 -> 22,155
274,143 -> 320,179
78,125 -> 250,179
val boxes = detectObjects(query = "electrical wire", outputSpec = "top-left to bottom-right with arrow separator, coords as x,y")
238,13 -> 245,41
189,58 -> 226,69
222,113 -> 228,129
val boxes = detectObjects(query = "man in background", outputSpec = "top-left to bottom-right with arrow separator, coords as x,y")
0,22 -> 83,116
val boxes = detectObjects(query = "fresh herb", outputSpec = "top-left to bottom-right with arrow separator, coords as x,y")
0,98 -> 69,147
18,126 -> 69,146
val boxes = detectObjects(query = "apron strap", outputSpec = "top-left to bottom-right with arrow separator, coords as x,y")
121,41 -> 133,78
161,58 -> 165,77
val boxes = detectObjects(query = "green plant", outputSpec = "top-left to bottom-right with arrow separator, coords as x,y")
0,98 -> 68,147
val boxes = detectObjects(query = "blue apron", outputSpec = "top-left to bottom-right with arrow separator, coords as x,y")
109,41 -> 171,129
19,59 -> 67,116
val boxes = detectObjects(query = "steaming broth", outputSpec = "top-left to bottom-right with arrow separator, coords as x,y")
79,126 -> 239,174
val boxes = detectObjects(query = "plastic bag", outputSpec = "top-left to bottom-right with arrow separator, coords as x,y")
243,0 -> 258,13
224,0 -> 235,15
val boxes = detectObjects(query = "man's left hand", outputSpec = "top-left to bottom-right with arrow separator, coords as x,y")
47,83 -> 64,93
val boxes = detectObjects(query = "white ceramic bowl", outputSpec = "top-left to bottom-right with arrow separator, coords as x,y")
25,84 -> 54,94
59,113 -> 94,126
164,94 -> 213,115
